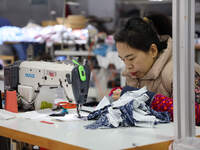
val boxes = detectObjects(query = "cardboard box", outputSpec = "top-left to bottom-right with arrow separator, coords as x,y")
57,15 -> 87,29
0,55 -> 14,66
41,20 -> 58,27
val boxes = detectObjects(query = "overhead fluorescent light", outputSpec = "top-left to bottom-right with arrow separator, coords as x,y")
66,1 -> 80,6
149,0 -> 164,1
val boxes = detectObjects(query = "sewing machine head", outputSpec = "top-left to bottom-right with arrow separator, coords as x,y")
4,60 -> 90,113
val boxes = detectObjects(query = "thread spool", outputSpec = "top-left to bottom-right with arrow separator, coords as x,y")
5,89 -> 18,113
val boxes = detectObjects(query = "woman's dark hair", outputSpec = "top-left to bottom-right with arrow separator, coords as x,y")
147,13 -> 172,37
114,17 -> 168,53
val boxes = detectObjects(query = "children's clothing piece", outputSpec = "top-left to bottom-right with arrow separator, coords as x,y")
112,87 -> 148,108
85,87 -> 170,129
121,86 -> 155,106
150,94 -> 200,126
151,94 -> 173,120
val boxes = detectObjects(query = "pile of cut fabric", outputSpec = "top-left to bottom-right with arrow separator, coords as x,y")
85,87 -> 170,129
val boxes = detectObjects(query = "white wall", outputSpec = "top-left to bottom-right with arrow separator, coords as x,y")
87,0 -> 116,30
0,0 -> 63,27
0,0 -> 199,31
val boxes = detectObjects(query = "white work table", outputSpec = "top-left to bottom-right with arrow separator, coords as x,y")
1,110 -> 200,150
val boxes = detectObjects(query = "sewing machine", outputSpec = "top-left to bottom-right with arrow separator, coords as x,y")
4,60 -> 90,115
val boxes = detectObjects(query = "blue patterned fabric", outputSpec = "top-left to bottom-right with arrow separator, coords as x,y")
121,86 -> 155,106
85,99 -> 170,129
150,108 -> 170,123
119,101 -> 135,127
85,114 -> 111,129
87,105 -> 110,120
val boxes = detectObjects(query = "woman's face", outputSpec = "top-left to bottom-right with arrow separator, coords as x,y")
117,42 -> 157,78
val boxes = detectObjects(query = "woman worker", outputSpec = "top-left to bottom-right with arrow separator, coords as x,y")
110,16 -> 200,124
113,16 -> 200,99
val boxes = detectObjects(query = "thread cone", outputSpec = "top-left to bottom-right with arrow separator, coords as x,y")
5,90 -> 18,113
